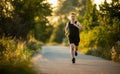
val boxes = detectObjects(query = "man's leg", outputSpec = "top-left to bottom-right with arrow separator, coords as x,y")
70,44 -> 74,58
75,46 -> 78,51
74,45 -> 78,56
70,43 -> 76,63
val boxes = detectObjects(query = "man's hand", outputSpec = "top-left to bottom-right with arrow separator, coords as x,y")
73,23 -> 80,29
65,32 -> 69,36
73,22 -> 84,31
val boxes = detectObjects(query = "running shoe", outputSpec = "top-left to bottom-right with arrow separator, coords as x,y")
75,51 -> 78,56
72,58 -> 75,63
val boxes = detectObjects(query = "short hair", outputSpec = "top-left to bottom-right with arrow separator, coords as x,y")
71,12 -> 76,15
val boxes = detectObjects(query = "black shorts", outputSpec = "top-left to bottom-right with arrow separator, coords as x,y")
68,35 -> 80,46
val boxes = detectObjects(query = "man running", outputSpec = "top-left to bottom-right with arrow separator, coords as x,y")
65,13 -> 83,63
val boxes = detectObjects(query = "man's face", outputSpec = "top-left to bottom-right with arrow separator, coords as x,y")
71,14 -> 76,20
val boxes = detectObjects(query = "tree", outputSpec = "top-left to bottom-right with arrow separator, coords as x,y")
0,0 -> 52,41
82,0 -> 99,31
81,0 -> 120,61
55,0 -> 80,15
98,0 -> 120,46
49,21 -> 65,43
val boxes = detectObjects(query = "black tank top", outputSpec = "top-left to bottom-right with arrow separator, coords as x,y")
68,21 -> 79,37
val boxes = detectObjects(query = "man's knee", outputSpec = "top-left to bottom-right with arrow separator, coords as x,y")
70,44 -> 75,49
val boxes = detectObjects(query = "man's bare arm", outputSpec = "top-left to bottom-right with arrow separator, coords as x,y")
65,22 -> 69,36
73,22 -> 84,31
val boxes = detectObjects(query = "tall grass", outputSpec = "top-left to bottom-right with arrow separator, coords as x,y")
0,36 -> 41,74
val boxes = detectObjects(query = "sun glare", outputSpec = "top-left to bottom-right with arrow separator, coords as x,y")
47,0 -> 58,7
94,0 -> 112,5
94,0 -> 112,9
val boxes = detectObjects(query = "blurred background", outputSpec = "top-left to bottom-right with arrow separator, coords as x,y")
0,0 -> 120,74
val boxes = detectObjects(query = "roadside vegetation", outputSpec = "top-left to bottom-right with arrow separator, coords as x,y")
49,0 -> 120,63
0,0 -> 52,73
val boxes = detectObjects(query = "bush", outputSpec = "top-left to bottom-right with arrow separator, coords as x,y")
0,36 -> 39,74
111,41 -> 120,62
27,41 -> 41,51
0,37 -> 31,64
86,47 -> 111,60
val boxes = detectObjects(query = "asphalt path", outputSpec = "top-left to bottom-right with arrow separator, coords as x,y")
32,46 -> 120,74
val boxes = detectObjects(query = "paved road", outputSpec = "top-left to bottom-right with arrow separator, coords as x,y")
32,46 -> 120,74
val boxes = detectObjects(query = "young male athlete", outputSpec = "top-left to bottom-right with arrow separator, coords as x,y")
65,13 -> 83,63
